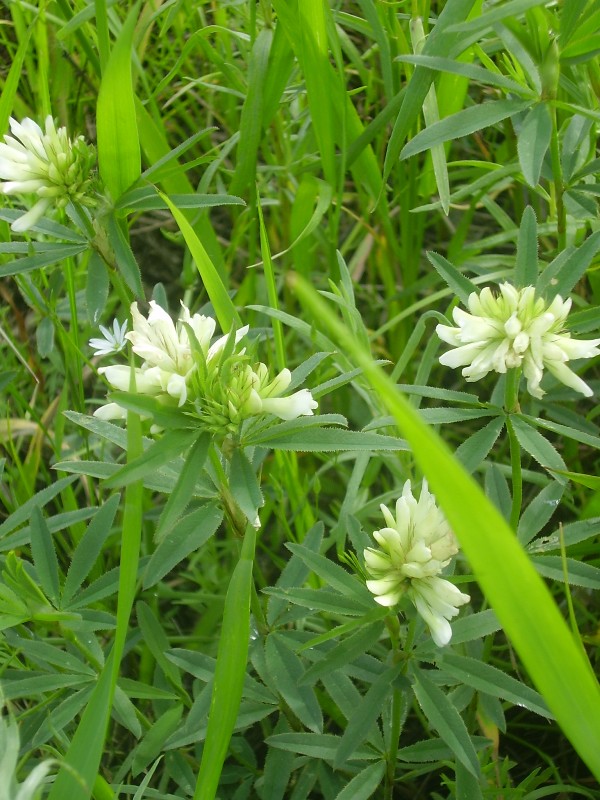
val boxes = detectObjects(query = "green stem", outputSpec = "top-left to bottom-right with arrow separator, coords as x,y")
548,105 -> 566,251
506,417 -> 522,532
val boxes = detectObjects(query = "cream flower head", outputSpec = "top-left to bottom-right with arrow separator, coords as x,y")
436,283 -> 600,398
0,116 -> 95,232
364,480 -> 469,647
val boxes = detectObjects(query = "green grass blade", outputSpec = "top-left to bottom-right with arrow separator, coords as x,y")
193,523 -> 257,800
160,192 -> 240,333
96,4 -> 141,200
0,23 -> 32,135
289,272 -> 600,782
515,206 -> 538,287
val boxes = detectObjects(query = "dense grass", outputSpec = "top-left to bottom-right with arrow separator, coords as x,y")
1,1 -> 600,799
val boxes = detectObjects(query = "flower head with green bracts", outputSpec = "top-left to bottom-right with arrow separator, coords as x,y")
94,301 -> 318,433
436,283 -> 600,399
0,116 -> 95,232
364,480 -> 470,647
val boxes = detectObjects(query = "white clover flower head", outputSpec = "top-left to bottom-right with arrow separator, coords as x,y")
0,115 -> 95,232
436,283 -> 600,399
94,301 -> 318,431
363,480 -> 470,647
89,318 -> 128,356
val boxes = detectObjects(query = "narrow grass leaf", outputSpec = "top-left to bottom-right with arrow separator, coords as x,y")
333,762 -> 386,800
230,28 -> 272,195
335,666 -> 398,767
384,0 -> 479,180
412,668 -> 480,778
455,417 -> 505,472
536,230 -> 600,299
193,524 -> 256,800
515,206 -> 539,287
155,433 -> 211,541
510,416 -> 567,480
439,653 -> 551,718
0,475 -> 77,540
300,622 -> 384,686
289,273 -> 600,781
265,633 -> 323,733
106,214 -> 143,297
396,55 -> 534,97
0,23 -> 32,135
229,448 -> 264,525
86,251 -> 109,325
160,192 -> 240,333
427,252 -> 477,305
401,99 -> 530,160
62,493 -> 120,607
144,503 -> 223,589
29,506 -> 60,607
517,104 -> 552,187
447,0 -> 553,35
104,429 -> 197,489
0,246 -> 88,277
96,4 -> 141,199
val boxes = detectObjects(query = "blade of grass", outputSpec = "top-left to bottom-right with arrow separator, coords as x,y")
192,523 -> 257,800
96,4 -> 141,201
288,271 -> 600,782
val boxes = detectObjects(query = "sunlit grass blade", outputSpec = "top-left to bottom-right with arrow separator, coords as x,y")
161,192 -> 240,333
96,4 -> 141,201
289,271 -> 600,782
193,523 -> 257,800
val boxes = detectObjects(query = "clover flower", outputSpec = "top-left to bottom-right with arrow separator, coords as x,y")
364,480 -> 469,647
436,283 -> 600,398
89,318 -> 128,356
94,301 -> 318,432
0,116 -> 95,232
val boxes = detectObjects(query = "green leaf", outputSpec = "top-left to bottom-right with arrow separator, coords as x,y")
193,524 -> 256,800
517,482 -> 564,546
0,24 -> 32,135
545,469 -> 600,490
86,251 -> 110,325
455,417 -> 505,472
384,0 -> 479,180
155,433 -> 211,541
395,54 -> 534,98
105,214 -> 144,298
96,4 -> 141,199
25,508 -> 60,607
510,415 -> 567,481
229,448 -> 264,525
265,732 -> 375,761
335,666 -> 398,767
517,103 -> 552,187
333,762 -> 386,800
160,191 -> 240,333
532,557 -> 600,590
536,230 -> 600,299
412,668 -> 480,778
115,188 -> 244,212
446,0 -> 552,35
62,494 -> 120,607
515,206 -> 539,287
249,427 -> 410,452
104,428 -> 198,489
230,28 -> 273,195
439,653 -> 552,718
0,475 -> 77,541
131,704 -> 183,777
447,610 -> 501,644
0,245 -> 88,277
265,633 -> 323,734
143,503 -> 223,589
401,99 -> 530,160
299,622 -> 384,686
286,543 -> 372,600
427,252 -> 478,305
136,601 -> 183,688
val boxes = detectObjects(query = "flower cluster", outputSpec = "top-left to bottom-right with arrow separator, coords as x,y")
364,480 -> 469,647
92,301 -> 318,432
436,283 -> 600,398
0,116 -> 95,232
